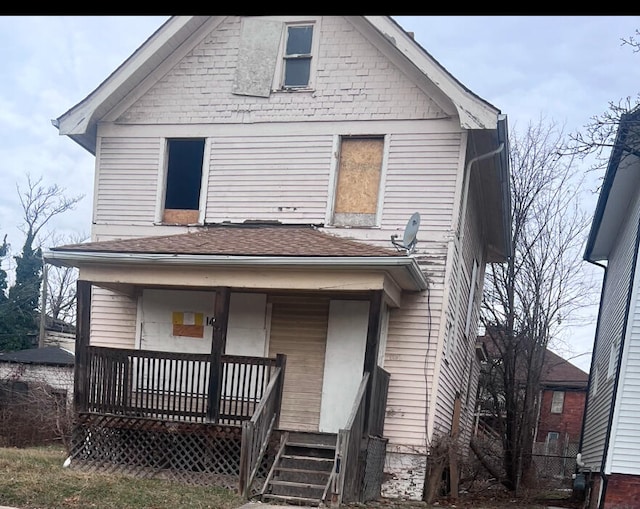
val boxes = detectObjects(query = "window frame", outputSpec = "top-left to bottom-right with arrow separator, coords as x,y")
550,390 -> 565,414
327,134 -> 388,228
155,137 -> 210,225
273,18 -> 321,91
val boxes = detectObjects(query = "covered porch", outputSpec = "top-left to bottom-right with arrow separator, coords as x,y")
46,224 -> 428,503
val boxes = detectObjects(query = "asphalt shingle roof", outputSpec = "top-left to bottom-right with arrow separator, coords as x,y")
51,224 -> 404,258
0,346 -> 74,366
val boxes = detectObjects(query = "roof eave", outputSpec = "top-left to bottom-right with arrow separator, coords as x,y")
585,107 -> 640,262
366,16 -> 502,130
44,249 -> 429,292
54,16 -> 209,155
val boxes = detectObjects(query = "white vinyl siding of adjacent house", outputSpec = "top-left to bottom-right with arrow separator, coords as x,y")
608,197 -> 640,474
581,189 -> 640,470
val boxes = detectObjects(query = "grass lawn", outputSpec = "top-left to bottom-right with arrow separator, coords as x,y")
0,446 -> 245,509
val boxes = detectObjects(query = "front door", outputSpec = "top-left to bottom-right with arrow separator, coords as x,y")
268,295 -> 329,431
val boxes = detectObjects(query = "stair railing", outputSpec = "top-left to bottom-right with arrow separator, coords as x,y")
332,371 -> 370,506
238,354 -> 286,499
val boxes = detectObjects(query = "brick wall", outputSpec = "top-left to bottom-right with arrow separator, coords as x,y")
536,388 -> 586,444
604,474 -> 640,508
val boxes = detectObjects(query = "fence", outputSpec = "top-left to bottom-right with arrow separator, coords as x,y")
532,437 -> 579,483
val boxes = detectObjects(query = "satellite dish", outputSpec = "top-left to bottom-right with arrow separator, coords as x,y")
391,212 -> 421,253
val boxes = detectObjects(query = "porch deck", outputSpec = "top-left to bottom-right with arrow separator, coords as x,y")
69,345 -> 286,495
68,344 -> 389,504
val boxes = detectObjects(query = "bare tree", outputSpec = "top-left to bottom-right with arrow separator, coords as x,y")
477,118 -> 596,492
45,232 -> 88,327
0,174 -> 83,351
562,31 -> 640,177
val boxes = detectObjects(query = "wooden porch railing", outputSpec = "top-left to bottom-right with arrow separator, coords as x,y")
329,365 -> 390,505
334,372 -> 369,505
368,365 -> 390,438
79,346 -> 279,424
238,354 -> 286,499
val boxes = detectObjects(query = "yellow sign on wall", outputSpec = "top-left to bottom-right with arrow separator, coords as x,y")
172,311 -> 204,338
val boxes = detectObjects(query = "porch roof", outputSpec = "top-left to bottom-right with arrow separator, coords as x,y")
48,224 -> 402,257
44,224 -> 429,295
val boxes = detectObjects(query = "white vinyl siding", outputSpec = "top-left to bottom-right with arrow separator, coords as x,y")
90,287 -> 137,349
609,203 -> 640,474
381,133 -> 460,232
582,189 -> 640,470
206,135 -> 333,224
95,137 -> 161,225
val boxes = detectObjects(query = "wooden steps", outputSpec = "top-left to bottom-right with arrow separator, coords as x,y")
261,431 -> 337,506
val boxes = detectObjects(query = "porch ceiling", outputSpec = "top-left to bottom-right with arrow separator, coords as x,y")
44,224 -> 428,302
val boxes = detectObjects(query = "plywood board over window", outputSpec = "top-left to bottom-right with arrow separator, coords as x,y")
333,137 -> 384,227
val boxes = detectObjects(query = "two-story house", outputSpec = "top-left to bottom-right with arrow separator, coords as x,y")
534,349 -> 588,452
580,105 -> 640,508
44,16 -> 511,505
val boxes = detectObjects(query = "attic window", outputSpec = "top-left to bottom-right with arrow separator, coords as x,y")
283,25 -> 313,88
163,138 -> 205,224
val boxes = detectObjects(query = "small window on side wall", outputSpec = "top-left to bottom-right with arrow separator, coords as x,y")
163,138 -> 205,224
332,136 -> 384,227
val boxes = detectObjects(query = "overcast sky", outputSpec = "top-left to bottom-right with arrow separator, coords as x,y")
2,15 -> 639,371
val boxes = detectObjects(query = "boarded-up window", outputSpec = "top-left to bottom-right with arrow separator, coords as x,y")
332,137 -> 384,227
233,18 -> 282,97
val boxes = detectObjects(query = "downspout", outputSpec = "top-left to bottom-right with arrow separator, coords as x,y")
450,138 -> 506,431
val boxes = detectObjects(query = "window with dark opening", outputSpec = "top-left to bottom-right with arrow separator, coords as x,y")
163,138 -> 205,224
283,25 -> 313,88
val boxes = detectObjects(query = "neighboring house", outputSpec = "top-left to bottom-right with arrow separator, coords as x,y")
534,349 -> 588,451
0,346 -> 74,447
43,316 -> 77,353
0,346 -> 75,405
44,16 -> 511,504
474,336 -> 588,480
581,105 -> 640,508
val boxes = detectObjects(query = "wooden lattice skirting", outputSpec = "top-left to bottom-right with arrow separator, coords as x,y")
69,413 -> 280,490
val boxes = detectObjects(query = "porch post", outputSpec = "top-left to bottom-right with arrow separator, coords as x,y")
363,290 -> 383,436
74,280 -> 92,413
207,286 -> 230,422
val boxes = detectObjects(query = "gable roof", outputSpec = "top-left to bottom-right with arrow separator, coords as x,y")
52,16 -> 503,155
478,335 -> 589,390
584,105 -> 640,262
44,223 -> 429,291
0,346 -> 74,367
539,348 -> 589,390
